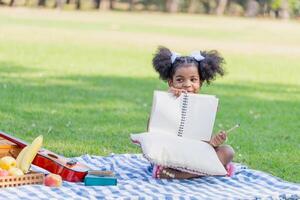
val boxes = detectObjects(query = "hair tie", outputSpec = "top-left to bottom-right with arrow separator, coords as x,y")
190,51 -> 205,61
171,51 -> 181,64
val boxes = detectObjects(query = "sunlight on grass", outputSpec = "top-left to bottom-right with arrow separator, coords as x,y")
0,8 -> 299,182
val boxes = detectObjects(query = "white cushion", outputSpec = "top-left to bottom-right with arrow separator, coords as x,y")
131,133 -> 227,176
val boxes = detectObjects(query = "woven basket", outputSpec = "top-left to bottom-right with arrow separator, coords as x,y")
0,172 -> 45,188
0,137 -> 45,188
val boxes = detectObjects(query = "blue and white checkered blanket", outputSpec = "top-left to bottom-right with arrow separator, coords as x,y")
0,154 -> 299,199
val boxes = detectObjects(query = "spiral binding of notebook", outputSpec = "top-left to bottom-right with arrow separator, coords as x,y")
177,93 -> 189,137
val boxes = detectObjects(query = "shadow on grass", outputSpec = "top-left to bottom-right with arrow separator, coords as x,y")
0,62 -> 42,73
0,62 -> 299,181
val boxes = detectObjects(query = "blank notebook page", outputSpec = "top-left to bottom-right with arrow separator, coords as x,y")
148,91 -> 218,141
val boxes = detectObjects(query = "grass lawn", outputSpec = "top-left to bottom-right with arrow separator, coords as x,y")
0,8 -> 299,182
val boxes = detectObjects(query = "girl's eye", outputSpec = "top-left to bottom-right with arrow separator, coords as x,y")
176,79 -> 183,82
191,78 -> 198,82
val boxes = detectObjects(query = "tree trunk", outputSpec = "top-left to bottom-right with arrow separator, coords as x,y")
109,0 -> 114,9
54,0 -> 64,9
261,1 -> 269,16
75,0 -> 81,9
9,0 -> 14,6
93,0 -> 101,9
143,0 -> 149,10
202,0 -> 212,14
187,0 -> 198,13
37,0 -> 46,6
245,0 -> 259,17
100,0 -> 110,10
166,0 -> 179,13
279,0 -> 290,19
24,0 -> 30,6
215,0 -> 227,15
128,0 -> 134,10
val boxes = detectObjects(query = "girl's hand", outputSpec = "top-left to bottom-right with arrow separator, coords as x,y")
209,131 -> 227,147
168,87 -> 187,97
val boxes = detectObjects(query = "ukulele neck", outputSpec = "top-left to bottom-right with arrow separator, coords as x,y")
0,131 -> 28,148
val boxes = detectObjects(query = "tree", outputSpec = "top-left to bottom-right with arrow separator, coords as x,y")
187,0 -> 198,13
54,0 -> 65,9
166,0 -> 180,12
93,0 -> 101,9
75,0 -> 81,9
271,0 -> 290,19
100,0 -> 112,10
9,0 -> 15,6
202,0 -> 214,14
279,0 -> 290,19
109,0 -> 115,9
215,0 -> 228,15
128,0 -> 135,10
38,0 -> 46,6
245,0 -> 259,17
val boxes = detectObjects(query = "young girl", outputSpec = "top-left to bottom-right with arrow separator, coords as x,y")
151,46 -> 235,179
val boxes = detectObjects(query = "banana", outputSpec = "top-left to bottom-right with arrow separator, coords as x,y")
19,135 -> 43,173
16,146 -> 29,169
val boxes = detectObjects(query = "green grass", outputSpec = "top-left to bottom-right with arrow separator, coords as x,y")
0,8 -> 299,182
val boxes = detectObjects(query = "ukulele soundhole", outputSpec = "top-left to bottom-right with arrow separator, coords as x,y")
48,153 -> 58,159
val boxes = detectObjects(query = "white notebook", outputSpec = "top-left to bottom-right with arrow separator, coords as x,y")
148,91 -> 219,142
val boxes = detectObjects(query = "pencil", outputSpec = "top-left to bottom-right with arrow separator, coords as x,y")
226,124 -> 240,134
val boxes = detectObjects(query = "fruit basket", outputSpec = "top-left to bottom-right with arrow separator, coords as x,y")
0,172 -> 44,188
0,137 -> 45,188
0,138 -> 21,158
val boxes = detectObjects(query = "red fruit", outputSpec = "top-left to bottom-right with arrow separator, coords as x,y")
0,169 -> 9,177
44,173 -> 62,187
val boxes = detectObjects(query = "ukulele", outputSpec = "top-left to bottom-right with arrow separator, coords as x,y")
0,131 -> 91,182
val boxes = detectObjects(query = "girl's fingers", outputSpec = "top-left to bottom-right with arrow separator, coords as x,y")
175,90 -> 180,97
218,131 -> 226,139
212,134 -> 226,146
210,131 -> 229,147
215,136 -> 222,145
210,140 -> 216,147
211,136 -> 220,146
169,88 -> 188,97
220,132 -> 227,140
178,89 -> 188,97
222,134 -> 227,140
220,130 -> 226,135
176,89 -> 185,97
169,88 -> 179,97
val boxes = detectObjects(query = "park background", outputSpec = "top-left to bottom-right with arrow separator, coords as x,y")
0,0 -> 299,183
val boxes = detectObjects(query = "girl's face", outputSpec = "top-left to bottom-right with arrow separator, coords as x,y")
168,65 -> 201,93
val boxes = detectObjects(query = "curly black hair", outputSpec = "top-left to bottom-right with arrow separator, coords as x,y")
152,46 -> 225,85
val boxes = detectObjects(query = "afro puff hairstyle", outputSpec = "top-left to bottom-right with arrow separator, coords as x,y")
152,46 -> 225,85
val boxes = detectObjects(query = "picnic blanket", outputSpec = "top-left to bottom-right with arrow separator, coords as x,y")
0,154 -> 299,200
